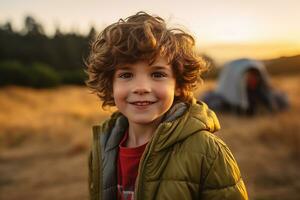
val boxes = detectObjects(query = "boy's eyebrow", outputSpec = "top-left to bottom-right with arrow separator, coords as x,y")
115,66 -> 131,70
150,65 -> 171,71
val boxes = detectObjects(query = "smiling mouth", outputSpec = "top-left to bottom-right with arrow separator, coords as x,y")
129,101 -> 156,106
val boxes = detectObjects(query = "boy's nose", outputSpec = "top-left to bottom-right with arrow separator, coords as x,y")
133,87 -> 151,95
131,75 -> 152,95
132,79 -> 151,95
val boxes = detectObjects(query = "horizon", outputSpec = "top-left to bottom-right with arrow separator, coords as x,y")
1,0 -> 300,63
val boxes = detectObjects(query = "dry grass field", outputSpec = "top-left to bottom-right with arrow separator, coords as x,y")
0,75 -> 299,200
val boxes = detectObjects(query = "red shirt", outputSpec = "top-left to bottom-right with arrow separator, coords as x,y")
247,72 -> 259,90
117,131 -> 147,200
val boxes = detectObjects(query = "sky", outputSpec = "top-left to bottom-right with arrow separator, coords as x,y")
1,0 -> 300,63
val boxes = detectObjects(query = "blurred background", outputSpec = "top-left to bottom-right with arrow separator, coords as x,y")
0,0 -> 299,199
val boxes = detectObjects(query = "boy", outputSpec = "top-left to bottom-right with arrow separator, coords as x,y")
86,11 -> 248,200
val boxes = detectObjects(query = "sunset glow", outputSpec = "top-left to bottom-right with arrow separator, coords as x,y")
1,0 -> 300,62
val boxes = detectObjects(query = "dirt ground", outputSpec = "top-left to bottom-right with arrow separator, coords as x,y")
0,142 -> 88,200
0,76 -> 299,200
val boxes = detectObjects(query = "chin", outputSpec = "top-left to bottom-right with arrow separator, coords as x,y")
129,116 -> 161,125
131,119 -> 155,125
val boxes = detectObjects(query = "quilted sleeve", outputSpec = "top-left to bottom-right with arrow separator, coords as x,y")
200,140 -> 248,200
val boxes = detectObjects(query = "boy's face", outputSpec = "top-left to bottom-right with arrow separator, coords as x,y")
113,56 -> 177,126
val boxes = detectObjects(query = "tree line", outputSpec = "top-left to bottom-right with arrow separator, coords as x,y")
2,16 -> 296,88
0,16 -> 97,88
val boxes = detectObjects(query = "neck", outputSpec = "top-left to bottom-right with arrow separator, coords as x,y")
126,119 -> 161,148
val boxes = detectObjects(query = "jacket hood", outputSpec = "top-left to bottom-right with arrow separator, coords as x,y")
96,100 -> 220,152
152,100 -> 220,151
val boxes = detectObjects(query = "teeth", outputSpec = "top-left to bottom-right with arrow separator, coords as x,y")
133,101 -> 153,106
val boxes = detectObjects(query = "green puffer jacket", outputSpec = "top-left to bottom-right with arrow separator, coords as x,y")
88,101 -> 248,200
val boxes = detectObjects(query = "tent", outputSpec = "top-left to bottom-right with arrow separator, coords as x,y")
200,58 -> 289,115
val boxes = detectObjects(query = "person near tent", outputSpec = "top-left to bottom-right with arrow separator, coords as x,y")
245,68 -> 279,115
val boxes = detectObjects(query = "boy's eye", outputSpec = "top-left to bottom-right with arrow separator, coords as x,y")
119,72 -> 133,79
152,72 -> 167,78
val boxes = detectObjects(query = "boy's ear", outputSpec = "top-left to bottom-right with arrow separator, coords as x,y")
175,87 -> 181,96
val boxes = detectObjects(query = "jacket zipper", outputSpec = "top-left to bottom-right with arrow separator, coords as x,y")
93,126 -> 103,200
134,125 -> 164,200
134,141 -> 150,200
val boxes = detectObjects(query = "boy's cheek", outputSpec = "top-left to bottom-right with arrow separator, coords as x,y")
112,86 -> 127,101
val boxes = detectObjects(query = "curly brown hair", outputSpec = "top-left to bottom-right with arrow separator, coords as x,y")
85,11 -> 207,108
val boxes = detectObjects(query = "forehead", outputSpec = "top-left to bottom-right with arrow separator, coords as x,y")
116,56 -> 172,70
149,56 -> 171,69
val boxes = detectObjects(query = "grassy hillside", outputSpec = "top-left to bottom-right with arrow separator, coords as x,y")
264,55 -> 300,76
203,54 -> 300,79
